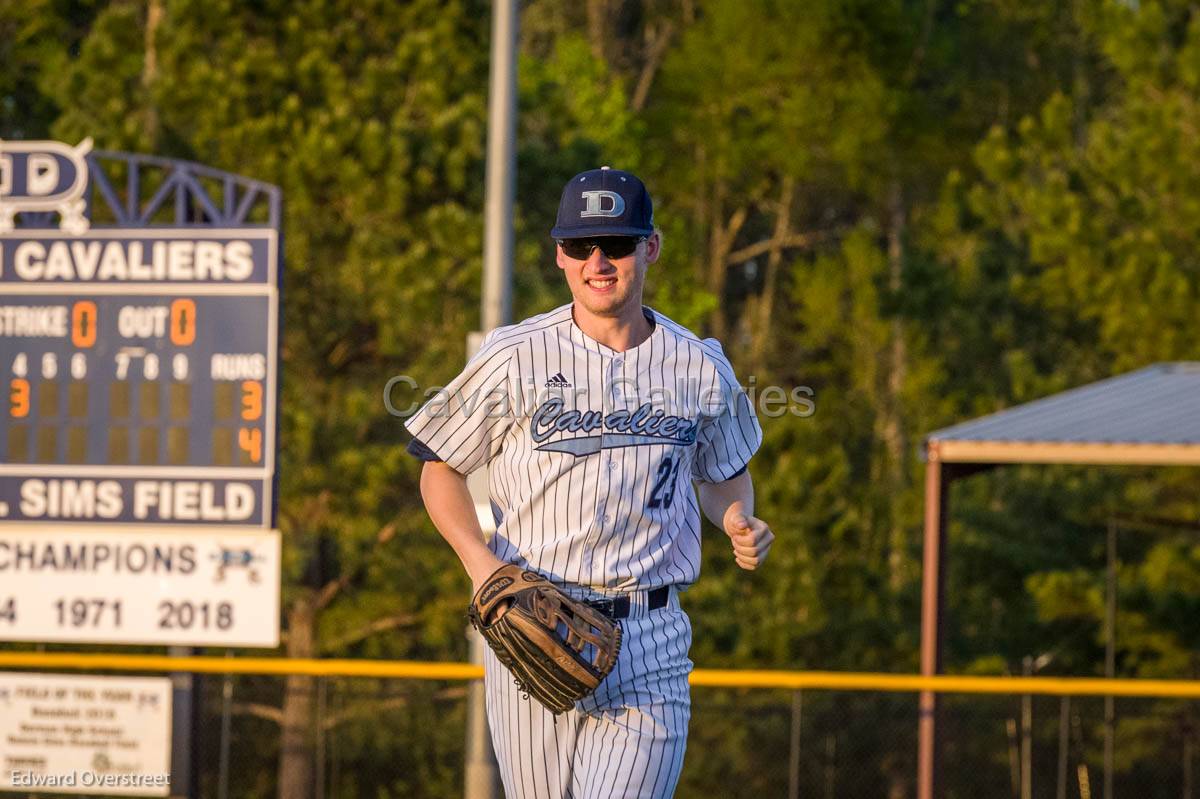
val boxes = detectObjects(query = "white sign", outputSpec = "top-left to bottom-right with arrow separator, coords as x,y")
0,672 -> 171,796
0,524 -> 279,646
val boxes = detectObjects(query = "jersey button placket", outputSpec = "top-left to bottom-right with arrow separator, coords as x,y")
590,355 -> 623,579
606,356 -> 625,473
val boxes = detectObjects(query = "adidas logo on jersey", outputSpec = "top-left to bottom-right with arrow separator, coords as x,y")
544,372 -> 572,388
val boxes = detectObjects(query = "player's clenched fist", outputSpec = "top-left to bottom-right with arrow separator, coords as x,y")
723,508 -> 774,570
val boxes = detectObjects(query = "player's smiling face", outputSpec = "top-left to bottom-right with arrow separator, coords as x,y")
556,233 -> 660,318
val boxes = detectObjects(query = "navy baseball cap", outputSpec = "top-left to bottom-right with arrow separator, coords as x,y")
550,166 -> 654,239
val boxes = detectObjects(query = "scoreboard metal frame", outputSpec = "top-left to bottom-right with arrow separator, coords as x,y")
0,141 -> 283,648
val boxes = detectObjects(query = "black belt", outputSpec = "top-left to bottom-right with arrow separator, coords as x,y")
584,586 -> 670,620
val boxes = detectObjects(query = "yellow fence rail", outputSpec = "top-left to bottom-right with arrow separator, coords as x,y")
0,652 -> 1197,698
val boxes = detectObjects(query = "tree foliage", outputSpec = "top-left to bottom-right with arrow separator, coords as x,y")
4,0 -> 1199,795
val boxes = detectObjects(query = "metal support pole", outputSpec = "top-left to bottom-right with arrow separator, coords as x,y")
788,690 -> 803,799
1056,696 -> 1070,799
466,0 -> 517,793
316,676 -> 326,799
1022,656 -> 1033,799
168,646 -> 198,799
465,628 -> 503,799
1007,718 -> 1021,799
482,0 -> 518,333
218,652 -> 233,799
463,330 -> 504,799
331,686 -> 341,799
918,453 -> 949,799
1104,519 -> 1117,799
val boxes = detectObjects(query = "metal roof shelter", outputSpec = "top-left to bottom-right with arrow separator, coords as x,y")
916,362 -> 1200,799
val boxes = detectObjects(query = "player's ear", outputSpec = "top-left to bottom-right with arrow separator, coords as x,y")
644,230 -> 661,265
554,241 -> 568,271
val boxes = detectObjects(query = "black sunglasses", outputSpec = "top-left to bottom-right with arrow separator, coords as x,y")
556,236 -> 647,261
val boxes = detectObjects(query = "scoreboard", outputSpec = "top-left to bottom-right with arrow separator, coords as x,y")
0,230 -> 278,527
0,141 -> 282,649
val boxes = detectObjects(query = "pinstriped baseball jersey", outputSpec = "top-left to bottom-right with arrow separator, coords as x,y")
404,302 -> 762,591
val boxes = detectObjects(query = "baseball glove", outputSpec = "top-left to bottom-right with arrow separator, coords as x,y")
468,564 -> 622,714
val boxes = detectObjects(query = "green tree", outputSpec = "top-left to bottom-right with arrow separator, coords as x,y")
45,1 -> 492,795
933,1 -> 1200,792
0,0 -> 103,138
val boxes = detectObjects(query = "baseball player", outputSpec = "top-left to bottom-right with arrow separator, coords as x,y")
405,167 -> 773,798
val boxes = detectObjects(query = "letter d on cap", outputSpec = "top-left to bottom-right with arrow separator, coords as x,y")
580,190 -> 624,218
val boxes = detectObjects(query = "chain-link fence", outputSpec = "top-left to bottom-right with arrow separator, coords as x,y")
1,654 -> 1196,799
170,669 -> 1200,798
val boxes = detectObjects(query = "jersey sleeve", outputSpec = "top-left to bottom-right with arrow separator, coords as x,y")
403,333 -> 516,475
690,340 -> 763,483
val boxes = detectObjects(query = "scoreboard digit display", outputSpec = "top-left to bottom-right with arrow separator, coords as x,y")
0,230 -> 278,527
